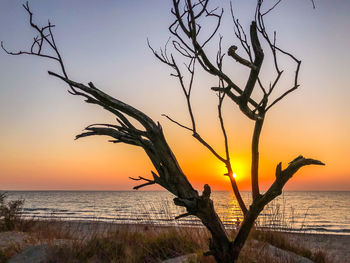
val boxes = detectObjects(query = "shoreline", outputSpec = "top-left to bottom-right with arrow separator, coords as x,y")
6,190 -> 350,238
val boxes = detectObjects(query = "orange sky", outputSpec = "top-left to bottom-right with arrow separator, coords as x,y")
0,1 -> 349,191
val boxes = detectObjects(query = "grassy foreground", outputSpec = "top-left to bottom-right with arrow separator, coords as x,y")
0,219 -> 331,263
0,193 -> 336,262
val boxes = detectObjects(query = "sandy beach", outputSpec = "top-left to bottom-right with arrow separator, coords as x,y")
284,232 -> 350,263
0,220 -> 349,262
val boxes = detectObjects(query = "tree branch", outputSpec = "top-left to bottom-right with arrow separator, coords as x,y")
129,176 -> 156,190
227,45 -> 256,70
162,114 -> 192,131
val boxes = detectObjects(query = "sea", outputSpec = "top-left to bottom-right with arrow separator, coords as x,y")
4,191 -> 350,235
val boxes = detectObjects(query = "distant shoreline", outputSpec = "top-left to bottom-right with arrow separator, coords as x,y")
3,190 -> 350,192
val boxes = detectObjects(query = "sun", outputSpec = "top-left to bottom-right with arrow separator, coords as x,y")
233,173 -> 237,179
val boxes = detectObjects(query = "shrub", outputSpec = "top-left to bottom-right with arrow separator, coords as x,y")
0,192 -> 24,231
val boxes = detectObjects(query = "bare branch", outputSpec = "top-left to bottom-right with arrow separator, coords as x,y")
240,22 -> 264,105
217,87 -> 248,213
311,0 -> 316,9
266,84 -> 299,111
254,1 -> 302,113
48,71 -> 158,131
1,41 -> 59,61
151,25 -> 228,168
133,181 -> 156,190
230,2 -> 252,61
266,156 -> 325,200
192,132 -> 226,163
129,176 -> 156,190
171,0 -> 245,99
76,126 -> 142,147
262,0 -> 282,16
217,89 -> 229,162
162,114 -> 226,164
162,114 -> 192,131
175,212 -> 192,219
227,46 -> 256,70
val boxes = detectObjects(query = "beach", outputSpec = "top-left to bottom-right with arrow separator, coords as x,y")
1,220 -> 349,262
285,232 -> 350,262
2,191 -> 349,262
6,191 -> 350,236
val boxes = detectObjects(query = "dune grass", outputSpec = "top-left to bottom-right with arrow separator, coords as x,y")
47,225 -> 206,263
251,229 -> 328,263
0,192 -> 24,232
0,192 -> 329,262
0,220 -> 328,263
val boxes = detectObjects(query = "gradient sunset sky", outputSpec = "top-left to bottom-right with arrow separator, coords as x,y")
0,0 -> 349,191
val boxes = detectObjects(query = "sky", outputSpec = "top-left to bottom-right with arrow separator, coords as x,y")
0,0 -> 349,191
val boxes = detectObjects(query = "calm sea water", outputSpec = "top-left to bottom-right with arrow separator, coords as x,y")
4,191 -> 350,235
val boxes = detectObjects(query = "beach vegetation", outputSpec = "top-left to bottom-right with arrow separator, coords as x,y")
252,229 -> 328,263
38,222 -> 323,263
0,192 -> 24,231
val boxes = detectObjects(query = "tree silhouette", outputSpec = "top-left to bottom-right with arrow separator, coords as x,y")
2,0 -> 324,262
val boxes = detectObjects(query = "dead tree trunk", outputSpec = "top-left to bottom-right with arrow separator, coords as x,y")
2,1 -> 324,262
48,72 -> 233,262
251,117 -> 264,200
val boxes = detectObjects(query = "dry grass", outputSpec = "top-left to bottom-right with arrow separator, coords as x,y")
0,193 -> 329,262
0,243 -> 23,262
46,225 -> 209,263
251,229 -> 329,263
17,222 -> 323,262
0,218 -> 328,263
0,192 -> 24,231
1,215 -> 324,263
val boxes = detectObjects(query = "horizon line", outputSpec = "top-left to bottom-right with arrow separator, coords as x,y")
2,189 -> 350,192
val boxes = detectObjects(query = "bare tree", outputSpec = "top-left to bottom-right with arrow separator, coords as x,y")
2,0 -> 324,262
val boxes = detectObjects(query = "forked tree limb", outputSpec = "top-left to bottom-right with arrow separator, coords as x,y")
262,156 -> 325,210
47,71 -> 197,197
227,45 -> 256,70
149,30 -> 248,214
129,176 -> 156,190
231,155 -> 324,261
47,70 -> 231,259
240,22 -> 264,105
170,0 -> 261,113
